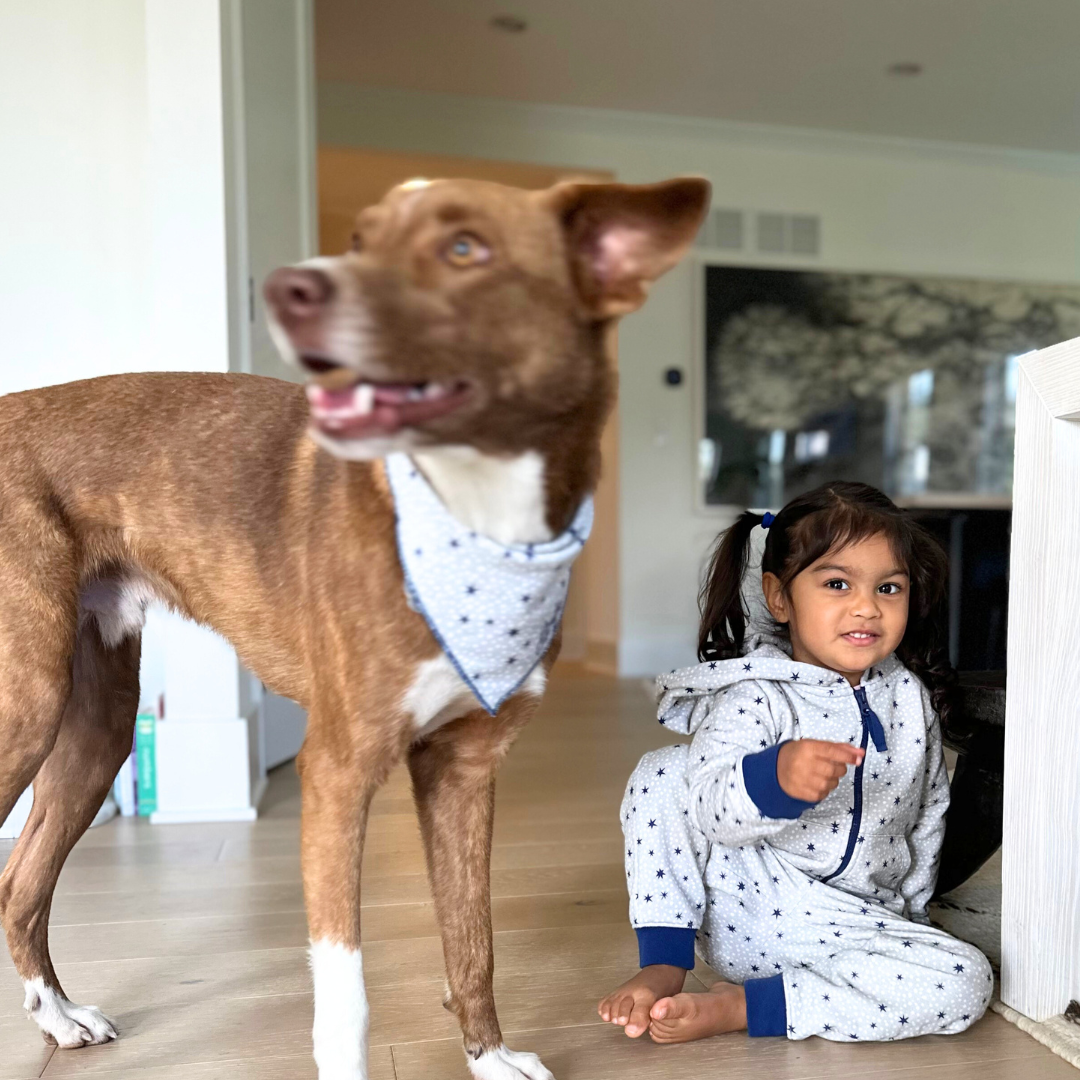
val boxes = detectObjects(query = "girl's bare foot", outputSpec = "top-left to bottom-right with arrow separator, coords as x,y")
648,980 -> 748,1043
598,965 -> 688,1038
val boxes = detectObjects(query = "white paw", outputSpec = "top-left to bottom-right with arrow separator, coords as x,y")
468,1044 -> 555,1080
24,979 -> 117,1049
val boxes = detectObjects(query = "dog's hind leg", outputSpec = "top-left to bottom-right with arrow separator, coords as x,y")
0,616 -> 141,1048
407,691 -> 554,1080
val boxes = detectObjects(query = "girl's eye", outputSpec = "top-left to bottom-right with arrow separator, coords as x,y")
824,579 -> 849,590
879,582 -> 903,595
443,233 -> 491,268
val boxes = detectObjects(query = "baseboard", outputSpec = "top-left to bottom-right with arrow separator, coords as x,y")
559,631 -> 587,662
583,639 -> 618,675
150,805 -> 258,824
251,774 -> 268,812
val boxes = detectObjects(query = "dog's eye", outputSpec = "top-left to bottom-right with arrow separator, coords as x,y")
443,233 -> 490,268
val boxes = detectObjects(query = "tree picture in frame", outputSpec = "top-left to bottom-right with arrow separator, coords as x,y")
701,264 -> 1080,509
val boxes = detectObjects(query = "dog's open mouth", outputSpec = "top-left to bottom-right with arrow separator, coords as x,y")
303,366 -> 472,439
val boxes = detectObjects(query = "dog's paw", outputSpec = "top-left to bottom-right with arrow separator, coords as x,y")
468,1044 -> 555,1080
24,979 -> 117,1049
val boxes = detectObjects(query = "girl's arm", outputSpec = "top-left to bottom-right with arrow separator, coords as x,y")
899,690 -> 951,923
687,683 -> 818,847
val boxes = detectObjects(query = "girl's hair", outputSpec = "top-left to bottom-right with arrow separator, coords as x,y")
698,481 -> 962,740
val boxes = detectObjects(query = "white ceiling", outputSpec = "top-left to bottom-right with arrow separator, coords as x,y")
316,0 -> 1080,155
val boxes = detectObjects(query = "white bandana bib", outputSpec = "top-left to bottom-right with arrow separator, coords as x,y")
385,453 -> 593,715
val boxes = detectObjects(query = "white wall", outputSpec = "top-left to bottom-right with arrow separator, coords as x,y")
0,1 -> 150,395
318,83 -> 1080,676
0,0 -> 235,712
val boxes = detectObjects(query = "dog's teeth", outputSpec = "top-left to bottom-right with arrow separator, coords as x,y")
353,383 -> 375,416
406,386 -> 426,402
423,383 -> 448,400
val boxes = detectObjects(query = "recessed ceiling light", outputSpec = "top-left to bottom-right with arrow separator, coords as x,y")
887,61 -> 923,77
490,14 -> 527,33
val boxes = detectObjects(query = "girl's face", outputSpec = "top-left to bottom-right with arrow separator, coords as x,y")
761,532 -> 909,686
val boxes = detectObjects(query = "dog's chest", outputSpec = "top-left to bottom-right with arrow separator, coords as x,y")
404,654 -> 546,738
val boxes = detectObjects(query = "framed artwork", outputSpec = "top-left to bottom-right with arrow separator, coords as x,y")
700,263 -> 1080,510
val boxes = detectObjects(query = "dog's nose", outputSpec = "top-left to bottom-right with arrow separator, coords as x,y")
264,267 -> 334,323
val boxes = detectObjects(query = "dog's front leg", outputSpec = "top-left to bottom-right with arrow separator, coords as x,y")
408,702 -> 554,1080
299,722 -> 403,1080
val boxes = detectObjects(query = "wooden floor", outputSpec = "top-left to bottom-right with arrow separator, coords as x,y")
0,666 -> 1070,1079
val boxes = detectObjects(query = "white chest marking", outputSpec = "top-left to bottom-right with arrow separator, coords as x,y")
310,939 -> 368,1079
406,654 -> 547,736
412,447 -> 552,546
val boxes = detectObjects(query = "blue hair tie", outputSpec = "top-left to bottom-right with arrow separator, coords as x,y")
761,512 -> 775,528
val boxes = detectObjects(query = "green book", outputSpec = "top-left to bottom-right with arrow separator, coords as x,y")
135,711 -> 157,816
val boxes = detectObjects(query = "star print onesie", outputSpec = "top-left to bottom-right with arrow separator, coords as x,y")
622,644 -> 993,1041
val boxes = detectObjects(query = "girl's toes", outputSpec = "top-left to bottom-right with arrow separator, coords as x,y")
624,1000 -> 653,1038
650,995 -> 681,1022
648,993 -> 673,1019
649,1020 -> 678,1043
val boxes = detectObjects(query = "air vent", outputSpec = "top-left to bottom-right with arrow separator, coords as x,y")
696,208 -> 744,250
790,215 -> 820,255
756,212 -> 821,256
756,213 -> 787,253
696,208 -> 821,256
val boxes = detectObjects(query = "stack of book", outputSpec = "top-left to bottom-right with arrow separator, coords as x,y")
113,695 -> 162,817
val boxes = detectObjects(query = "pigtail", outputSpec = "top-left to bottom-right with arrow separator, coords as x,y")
697,510 -> 765,661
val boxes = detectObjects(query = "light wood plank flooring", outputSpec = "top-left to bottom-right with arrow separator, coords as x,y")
0,666 -> 1067,1079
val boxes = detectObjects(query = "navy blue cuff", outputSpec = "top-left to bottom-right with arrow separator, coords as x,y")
635,927 -> 696,970
745,973 -> 787,1036
741,742 -> 817,819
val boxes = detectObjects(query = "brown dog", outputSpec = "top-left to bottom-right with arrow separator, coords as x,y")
0,175 -> 709,1078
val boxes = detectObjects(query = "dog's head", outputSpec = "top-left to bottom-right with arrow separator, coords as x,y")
265,176 -> 710,459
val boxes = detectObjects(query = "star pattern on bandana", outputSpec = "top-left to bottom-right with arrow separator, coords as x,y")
387,453 -> 592,713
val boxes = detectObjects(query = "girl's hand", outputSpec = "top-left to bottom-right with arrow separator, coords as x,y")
776,739 -> 865,802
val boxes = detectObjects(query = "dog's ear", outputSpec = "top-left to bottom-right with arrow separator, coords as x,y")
548,177 -> 711,318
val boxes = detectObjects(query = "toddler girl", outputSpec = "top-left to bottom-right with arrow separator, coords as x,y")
598,481 -> 991,1044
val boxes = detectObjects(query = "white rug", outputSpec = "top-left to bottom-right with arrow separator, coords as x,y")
932,849 -> 1080,1069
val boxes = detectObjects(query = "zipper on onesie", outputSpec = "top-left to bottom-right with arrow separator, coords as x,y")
820,686 -> 887,884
